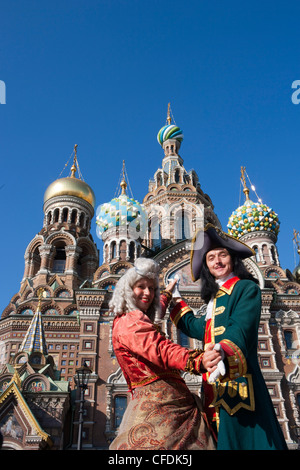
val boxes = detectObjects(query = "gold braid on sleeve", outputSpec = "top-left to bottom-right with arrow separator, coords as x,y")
184,349 -> 204,375
161,290 -> 172,304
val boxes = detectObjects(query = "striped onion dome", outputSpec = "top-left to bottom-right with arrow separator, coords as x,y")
157,124 -> 184,146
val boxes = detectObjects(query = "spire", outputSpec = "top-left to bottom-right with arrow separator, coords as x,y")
19,288 -> 48,356
166,102 -> 172,125
70,144 -> 78,178
120,160 -> 127,195
293,229 -> 300,253
240,166 -> 250,202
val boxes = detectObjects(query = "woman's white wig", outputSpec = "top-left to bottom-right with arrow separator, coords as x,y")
109,257 -> 161,321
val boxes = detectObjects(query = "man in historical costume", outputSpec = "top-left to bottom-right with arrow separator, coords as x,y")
170,224 -> 288,450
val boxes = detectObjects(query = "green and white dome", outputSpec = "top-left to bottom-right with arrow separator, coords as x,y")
96,183 -> 147,238
157,124 -> 184,146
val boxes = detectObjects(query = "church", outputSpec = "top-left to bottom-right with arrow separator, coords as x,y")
0,107 -> 299,450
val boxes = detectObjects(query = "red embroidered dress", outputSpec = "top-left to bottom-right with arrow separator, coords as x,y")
109,294 -> 215,450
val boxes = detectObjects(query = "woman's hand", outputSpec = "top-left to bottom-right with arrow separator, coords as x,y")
165,278 -> 183,303
165,278 -> 178,293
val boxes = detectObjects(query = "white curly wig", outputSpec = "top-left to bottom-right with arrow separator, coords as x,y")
109,257 -> 161,321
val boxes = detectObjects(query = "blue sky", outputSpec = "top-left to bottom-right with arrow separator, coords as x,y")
1,0 -> 300,314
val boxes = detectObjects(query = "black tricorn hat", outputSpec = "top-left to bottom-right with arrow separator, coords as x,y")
190,224 -> 255,281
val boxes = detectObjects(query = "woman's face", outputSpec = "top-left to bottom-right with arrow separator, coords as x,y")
132,278 -> 155,313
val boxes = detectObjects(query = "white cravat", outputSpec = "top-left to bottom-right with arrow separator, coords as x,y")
205,272 -> 235,320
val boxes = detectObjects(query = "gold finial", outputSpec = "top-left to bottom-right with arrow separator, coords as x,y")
293,229 -> 300,253
70,144 -> 78,178
120,160 -> 127,195
36,288 -> 46,312
167,103 -> 171,125
240,166 -> 250,201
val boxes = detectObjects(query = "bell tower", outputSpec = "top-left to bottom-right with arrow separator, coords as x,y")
143,104 -> 221,251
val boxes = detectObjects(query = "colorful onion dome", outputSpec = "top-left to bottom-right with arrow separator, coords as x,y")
96,188 -> 147,238
157,124 -> 184,146
227,199 -> 280,239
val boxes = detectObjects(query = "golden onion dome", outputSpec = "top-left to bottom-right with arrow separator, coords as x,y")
44,176 -> 96,208
44,145 -> 96,208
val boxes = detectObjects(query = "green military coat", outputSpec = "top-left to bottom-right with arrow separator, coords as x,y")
171,276 -> 287,450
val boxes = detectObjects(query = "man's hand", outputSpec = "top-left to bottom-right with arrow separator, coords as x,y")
207,343 -> 226,383
202,342 -> 223,373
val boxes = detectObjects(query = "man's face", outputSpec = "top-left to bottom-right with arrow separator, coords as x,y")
205,248 -> 233,279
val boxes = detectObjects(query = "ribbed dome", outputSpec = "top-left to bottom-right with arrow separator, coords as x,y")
157,124 -> 184,146
44,176 -> 96,208
227,199 -> 280,239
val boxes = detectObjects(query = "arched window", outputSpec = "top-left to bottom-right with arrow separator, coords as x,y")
53,243 -> 66,273
129,241 -> 135,261
71,209 -> 77,224
284,330 -> 294,349
114,396 -> 127,428
54,208 -> 59,223
62,208 -> 68,222
156,172 -> 162,187
79,213 -> 85,227
111,241 -> 117,260
151,217 -> 161,249
253,245 -> 260,262
175,210 -> 190,241
32,246 -> 41,276
271,246 -> 277,264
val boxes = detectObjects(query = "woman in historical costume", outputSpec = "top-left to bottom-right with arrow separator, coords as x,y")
108,257 -> 216,451
170,224 -> 288,450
